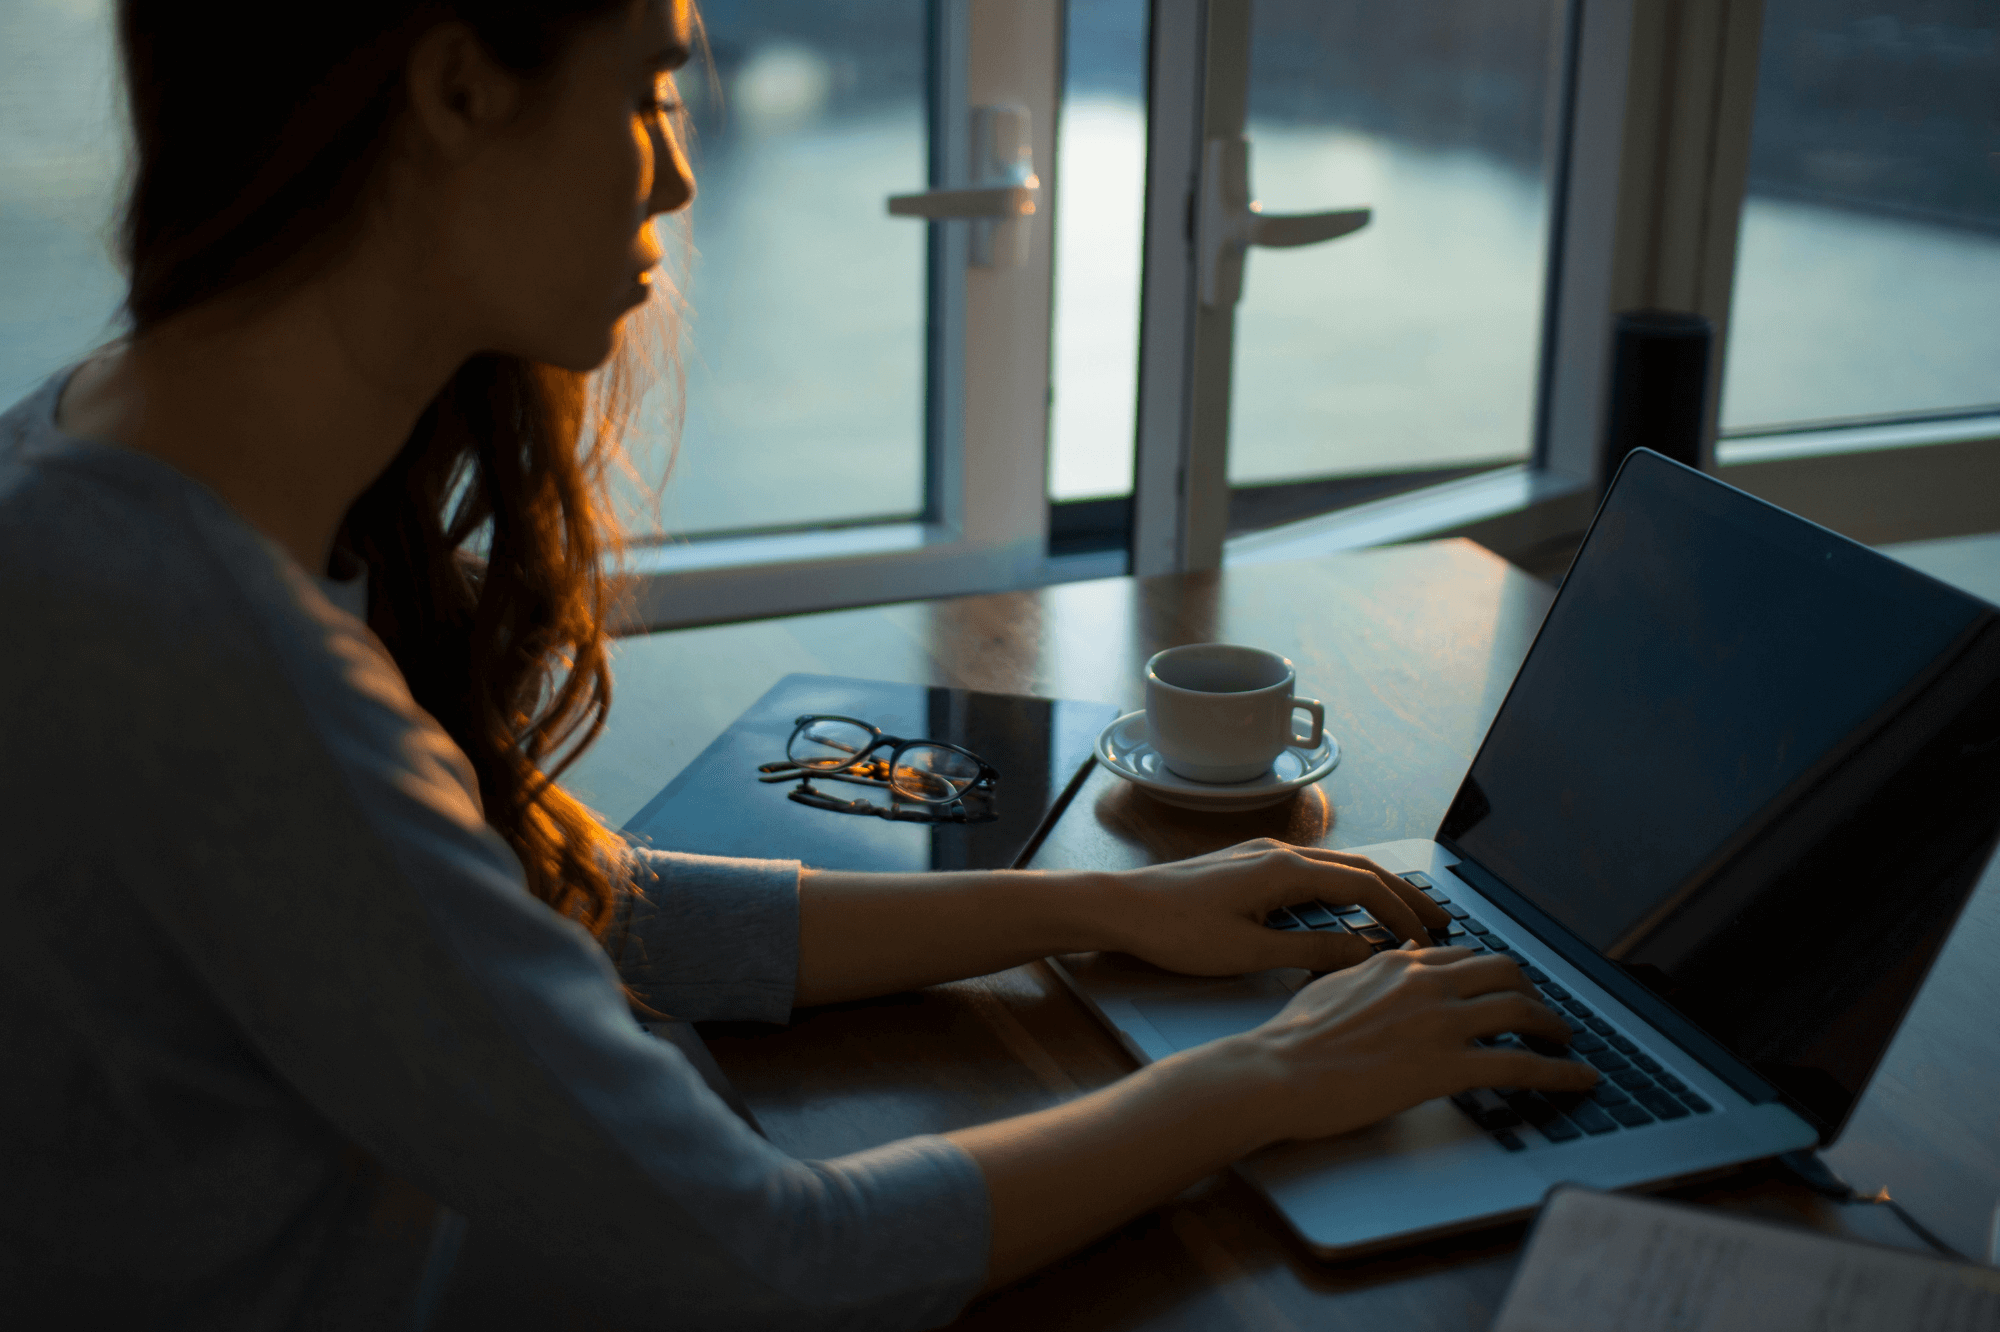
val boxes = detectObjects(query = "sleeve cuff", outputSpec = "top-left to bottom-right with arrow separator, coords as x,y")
615,847 -> 801,1024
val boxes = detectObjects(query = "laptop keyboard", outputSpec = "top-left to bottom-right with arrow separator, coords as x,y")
1264,871 -> 1714,1152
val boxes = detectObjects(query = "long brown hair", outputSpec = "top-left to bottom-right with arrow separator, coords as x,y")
117,0 -> 675,935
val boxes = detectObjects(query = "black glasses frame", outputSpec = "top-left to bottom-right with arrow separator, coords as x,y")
763,714 -> 1001,805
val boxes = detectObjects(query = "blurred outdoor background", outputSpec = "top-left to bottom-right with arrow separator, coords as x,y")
3,0 -> 1995,539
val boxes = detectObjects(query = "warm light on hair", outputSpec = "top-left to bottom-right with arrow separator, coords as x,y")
117,0 -> 692,944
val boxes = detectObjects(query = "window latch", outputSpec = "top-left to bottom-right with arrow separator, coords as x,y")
887,105 -> 1039,268
1197,135 -> 1371,308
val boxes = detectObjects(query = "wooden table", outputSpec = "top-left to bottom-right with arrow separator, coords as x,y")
565,539 -> 2000,1328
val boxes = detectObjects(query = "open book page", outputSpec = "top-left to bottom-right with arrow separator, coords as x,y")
1492,1187 -> 2000,1332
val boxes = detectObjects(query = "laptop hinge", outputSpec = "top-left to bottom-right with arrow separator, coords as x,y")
1438,844 -> 1785,1108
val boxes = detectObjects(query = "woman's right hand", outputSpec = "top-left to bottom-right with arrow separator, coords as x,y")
1218,944 -> 1598,1146
951,942 -> 1599,1292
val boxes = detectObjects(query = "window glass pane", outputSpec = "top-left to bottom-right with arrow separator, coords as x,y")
1,0 -> 126,405
1721,2 -> 2000,433
1226,3 -> 1567,491
638,1 -> 928,539
1048,0 -> 1147,503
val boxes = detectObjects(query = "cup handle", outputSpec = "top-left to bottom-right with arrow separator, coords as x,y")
1292,698 -> 1325,748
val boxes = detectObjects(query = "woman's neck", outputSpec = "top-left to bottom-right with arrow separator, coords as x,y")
57,254 -> 474,577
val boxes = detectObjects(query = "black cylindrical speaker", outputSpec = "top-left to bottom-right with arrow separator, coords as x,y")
1601,309 -> 1713,491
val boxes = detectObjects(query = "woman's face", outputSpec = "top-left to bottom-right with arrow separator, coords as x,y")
447,0 -> 695,372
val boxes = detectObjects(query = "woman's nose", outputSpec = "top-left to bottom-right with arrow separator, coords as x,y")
651,123 -> 695,217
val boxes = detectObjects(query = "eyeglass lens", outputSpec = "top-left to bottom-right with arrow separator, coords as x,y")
888,744 -> 984,802
787,718 -> 985,803
788,718 -> 876,770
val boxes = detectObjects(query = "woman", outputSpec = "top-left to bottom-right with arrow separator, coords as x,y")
0,0 -> 1593,1326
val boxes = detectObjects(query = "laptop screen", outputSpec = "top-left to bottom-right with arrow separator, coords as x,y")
1440,451 -> 2000,1136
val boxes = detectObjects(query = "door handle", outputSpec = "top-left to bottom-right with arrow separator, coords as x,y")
886,185 -> 1037,221
1198,136 -> 1370,308
887,105 -> 1040,268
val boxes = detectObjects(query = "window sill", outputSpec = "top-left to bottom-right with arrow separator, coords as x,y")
613,522 -> 1046,633
1719,411 -> 2000,465
1224,465 -> 1597,568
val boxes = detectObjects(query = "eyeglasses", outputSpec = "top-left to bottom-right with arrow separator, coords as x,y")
758,714 -> 1000,821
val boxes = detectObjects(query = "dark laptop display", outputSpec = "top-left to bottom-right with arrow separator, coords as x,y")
1441,451 -> 2000,1139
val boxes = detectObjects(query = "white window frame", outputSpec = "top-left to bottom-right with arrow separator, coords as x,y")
616,0 -> 1061,632
626,0 -> 2000,627
1163,0 -> 2000,574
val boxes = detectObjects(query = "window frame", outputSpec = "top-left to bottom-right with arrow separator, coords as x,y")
625,0 -> 2000,631
1206,0 -> 2000,572
616,0 -> 1062,632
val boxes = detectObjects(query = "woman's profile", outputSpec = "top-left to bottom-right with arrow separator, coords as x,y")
0,1 -> 1592,1325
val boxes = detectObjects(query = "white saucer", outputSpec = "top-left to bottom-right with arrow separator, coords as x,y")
1093,711 -> 1340,811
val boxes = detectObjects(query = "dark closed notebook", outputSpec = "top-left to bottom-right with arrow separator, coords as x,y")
623,673 -> 1122,872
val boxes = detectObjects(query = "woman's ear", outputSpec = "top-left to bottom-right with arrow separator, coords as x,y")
404,21 -> 522,162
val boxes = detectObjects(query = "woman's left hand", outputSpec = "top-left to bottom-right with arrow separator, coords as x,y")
1092,839 -> 1451,977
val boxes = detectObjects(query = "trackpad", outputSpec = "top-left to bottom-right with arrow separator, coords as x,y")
1134,991 -> 1290,1054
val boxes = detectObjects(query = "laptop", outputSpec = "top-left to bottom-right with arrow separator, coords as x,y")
1051,449 -> 2000,1257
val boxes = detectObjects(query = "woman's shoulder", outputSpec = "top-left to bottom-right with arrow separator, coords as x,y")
1,363 -> 396,744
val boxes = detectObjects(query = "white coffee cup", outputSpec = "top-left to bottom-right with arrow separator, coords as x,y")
1144,643 -> 1325,784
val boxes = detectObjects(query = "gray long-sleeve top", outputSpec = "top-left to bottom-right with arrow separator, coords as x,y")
0,369 -> 990,1329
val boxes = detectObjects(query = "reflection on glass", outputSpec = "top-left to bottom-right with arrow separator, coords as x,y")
1049,0 -> 1148,503
0,0 -> 126,405
1227,2 -> 1566,489
640,0 -> 929,538
1722,3 -> 2000,431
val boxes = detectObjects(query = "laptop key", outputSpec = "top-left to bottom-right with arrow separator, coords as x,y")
1443,903 -> 1470,920
1504,1091 -> 1581,1142
1606,1101 -> 1656,1128
1607,1033 -> 1636,1053
1567,1101 -> 1619,1136
1523,966 -> 1549,984
1631,1052 -> 1662,1074
1264,909 -> 1307,930
1583,1048 -> 1630,1073
1655,1072 -> 1688,1094
1589,1082 -> 1631,1106
1400,872 -> 1435,889
1536,1113 -> 1582,1143
1355,926 -> 1396,948
1492,1130 -> 1526,1153
1680,1091 -> 1714,1114
1560,998 -> 1593,1019
1610,1068 -> 1653,1091
1634,1086 -> 1690,1120
1568,1030 -> 1607,1053
1539,982 -> 1570,1001
1422,888 -> 1450,904
1503,1091 -> 1555,1124
1288,901 -> 1341,929
1585,1017 -> 1614,1036
1461,916 -> 1489,933
1451,1089 -> 1520,1130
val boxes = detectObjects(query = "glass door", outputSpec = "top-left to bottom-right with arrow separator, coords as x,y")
1127,0 -> 1587,574
635,0 -> 933,540
1225,1 -> 1572,529
622,0 -> 1064,627
1719,0 -> 2000,437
